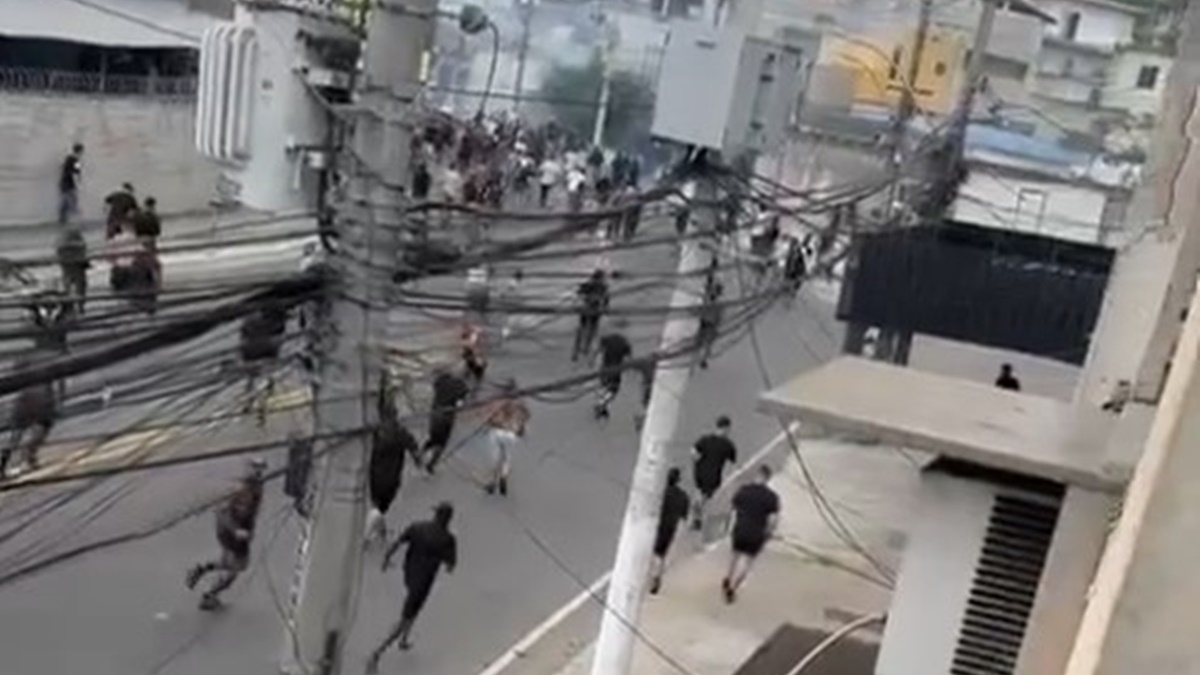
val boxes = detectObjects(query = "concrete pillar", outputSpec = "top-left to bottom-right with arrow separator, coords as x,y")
1064,281 -> 1200,675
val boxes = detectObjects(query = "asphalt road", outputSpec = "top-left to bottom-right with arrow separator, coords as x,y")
0,215 -> 846,675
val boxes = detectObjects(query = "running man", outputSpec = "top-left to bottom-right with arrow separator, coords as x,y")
572,269 -> 610,362
366,391 -> 420,545
649,467 -> 690,595
723,466 -> 780,603
593,324 -> 632,420
422,368 -> 470,474
461,321 -> 488,393
691,415 -> 737,530
186,459 -> 266,610
1,355 -> 58,479
368,502 -> 458,671
483,379 -> 530,496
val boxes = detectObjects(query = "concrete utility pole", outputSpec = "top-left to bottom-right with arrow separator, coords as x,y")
589,177 -> 710,675
888,0 -> 934,210
280,1 -> 434,673
947,0 -> 996,160
513,0 -> 533,112
592,15 -> 616,149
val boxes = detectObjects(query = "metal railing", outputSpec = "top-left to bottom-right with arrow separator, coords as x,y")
0,66 -> 197,97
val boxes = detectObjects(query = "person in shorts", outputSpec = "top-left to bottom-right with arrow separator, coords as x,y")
649,467 -> 690,595
422,368 -> 470,474
483,379 -> 529,496
691,415 -> 737,530
723,465 -> 780,604
186,459 -> 266,610
366,387 -> 419,545
368,502 -> 458,672
593,325 -> 632,420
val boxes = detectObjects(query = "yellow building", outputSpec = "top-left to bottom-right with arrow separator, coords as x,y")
820,28 -> 967,115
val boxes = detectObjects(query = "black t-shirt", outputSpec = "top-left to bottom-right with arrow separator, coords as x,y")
732,482 -> 779,541
693,433 -> 737,483
370,418 -> 418,482
399,520 -> 457,585
598,333 -> 632,367
60,154 -> 81,192
578,279 -> 609,316
658,484 -> 690,534
105,191 -> 136,222
996,374 -> 1021,391
432,372 -> 469,411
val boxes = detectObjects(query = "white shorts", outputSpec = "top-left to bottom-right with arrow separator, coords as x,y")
487,428 -> 518,467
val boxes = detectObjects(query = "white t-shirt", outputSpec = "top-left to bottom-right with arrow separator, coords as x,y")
539,160 -> 562,187
566,169 -> 587,193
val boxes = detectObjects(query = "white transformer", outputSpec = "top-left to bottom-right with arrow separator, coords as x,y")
196,4 -> 356,212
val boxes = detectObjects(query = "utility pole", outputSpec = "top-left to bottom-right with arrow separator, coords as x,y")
888,0 -> 934,213
592,14 -> 616,149
589,175 -> 710,675
280,1 -> 434,673
513,0 -> 533,112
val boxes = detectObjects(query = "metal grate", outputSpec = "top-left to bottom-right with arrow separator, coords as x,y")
949,492 -> 1061,675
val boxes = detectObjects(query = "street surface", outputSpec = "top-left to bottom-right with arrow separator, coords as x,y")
0,210 -> 851,675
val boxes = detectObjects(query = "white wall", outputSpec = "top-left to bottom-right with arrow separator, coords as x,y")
1039,0 -> 1137,50
1104,51 -> 1173,120
0,92 -> 217,225
1034,74 -> 1101,105
952,170 -> 1110,245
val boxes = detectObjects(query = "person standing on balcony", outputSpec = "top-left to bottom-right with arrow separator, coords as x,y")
58,143 -> 84,224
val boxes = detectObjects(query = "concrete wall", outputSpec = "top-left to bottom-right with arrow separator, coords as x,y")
952,170 -> 1110,245
1105,51 -> 1173,120
0,92 -> 216,225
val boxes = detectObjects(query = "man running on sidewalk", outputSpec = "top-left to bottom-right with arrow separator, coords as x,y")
367,388 -> 420,545
723,465 -> 780,604
186,459 -> 266,610
649,467 -> 690,595
422,368 -> 470,474
691,415 -> 737,530
572,269 -> 610,362
367,502 -> 458,671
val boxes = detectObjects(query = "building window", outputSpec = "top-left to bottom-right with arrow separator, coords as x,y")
1064,12 -> 1081,41
1137,65 -> 1161,90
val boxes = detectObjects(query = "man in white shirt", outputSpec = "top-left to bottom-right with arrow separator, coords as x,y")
538,158 -> 562,208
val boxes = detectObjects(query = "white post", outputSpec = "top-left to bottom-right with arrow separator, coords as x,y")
593,22 -> 614,149
589,179 -> 711,675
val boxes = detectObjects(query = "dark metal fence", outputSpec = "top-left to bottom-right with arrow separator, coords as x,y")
0,67 -> 197,97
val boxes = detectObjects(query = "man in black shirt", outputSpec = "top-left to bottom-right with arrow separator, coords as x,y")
369,502 -> 458,671
724,465 -> 780,603
572,269 -> 610,362
995,363 -> 1021,392
104,183 -> 136,238
186,459 -> 266,610
649,467 -> 690,595
132,196 -> 162,240
422,368 -> 471,474
412,161 -> 432,200
691,415 -> 737,530
58,143 -> 84,224
695,270 -> 723,369
367,388 -> 420,545
593,327 -> 632,420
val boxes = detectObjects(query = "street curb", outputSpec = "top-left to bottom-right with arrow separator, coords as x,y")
473,425 -> 806,675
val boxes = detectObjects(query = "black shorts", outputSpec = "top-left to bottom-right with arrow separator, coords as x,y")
600,373 -> 621,395
369,476 -> 401,514
218,529 -> 251,567
731,530 -> 767,557
427,412 -> 455,449
694,473 -> 720,499
653,525 -> 678,557
402,577 -> 436,621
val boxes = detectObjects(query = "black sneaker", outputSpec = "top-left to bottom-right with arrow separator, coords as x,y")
199,593 -> 222,611
185,565 -> 203,590
484,482 -> 496,495
649,576 -> 661,595
498,477 -> 509,496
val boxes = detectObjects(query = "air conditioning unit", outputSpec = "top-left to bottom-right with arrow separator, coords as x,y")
876,463 -> 1111,675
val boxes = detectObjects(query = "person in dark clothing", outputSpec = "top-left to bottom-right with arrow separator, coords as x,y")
58,144 -> 84,224
995,363 -> 1021,391
367,390 -> 420,545
783,236 -> 807,298
1,355 -> 58,479
422,369 -> 470,474
649,467 -> 690,595
368,502 -> 458,670
132,196 -> 161,240
239,304 -> 288,422
412,162 -> 433,200
127,241 -> 162,315
691,415 -> 737,530
186,459 -> 266,610
56,228 -> 90,316
695,274 -> 723,369
572,269 -> 610,361
593,327 -> 632,420
723,466 -> 780,603
104,183 -> 136,238
673,204 -> 690,237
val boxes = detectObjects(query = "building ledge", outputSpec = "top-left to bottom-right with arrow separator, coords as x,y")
757,357 -> 1131,492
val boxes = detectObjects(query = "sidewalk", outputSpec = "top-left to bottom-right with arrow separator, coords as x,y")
546,436 -> 921,675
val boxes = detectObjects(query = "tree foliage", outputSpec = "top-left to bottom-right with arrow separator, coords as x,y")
538,52 -> 656,150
